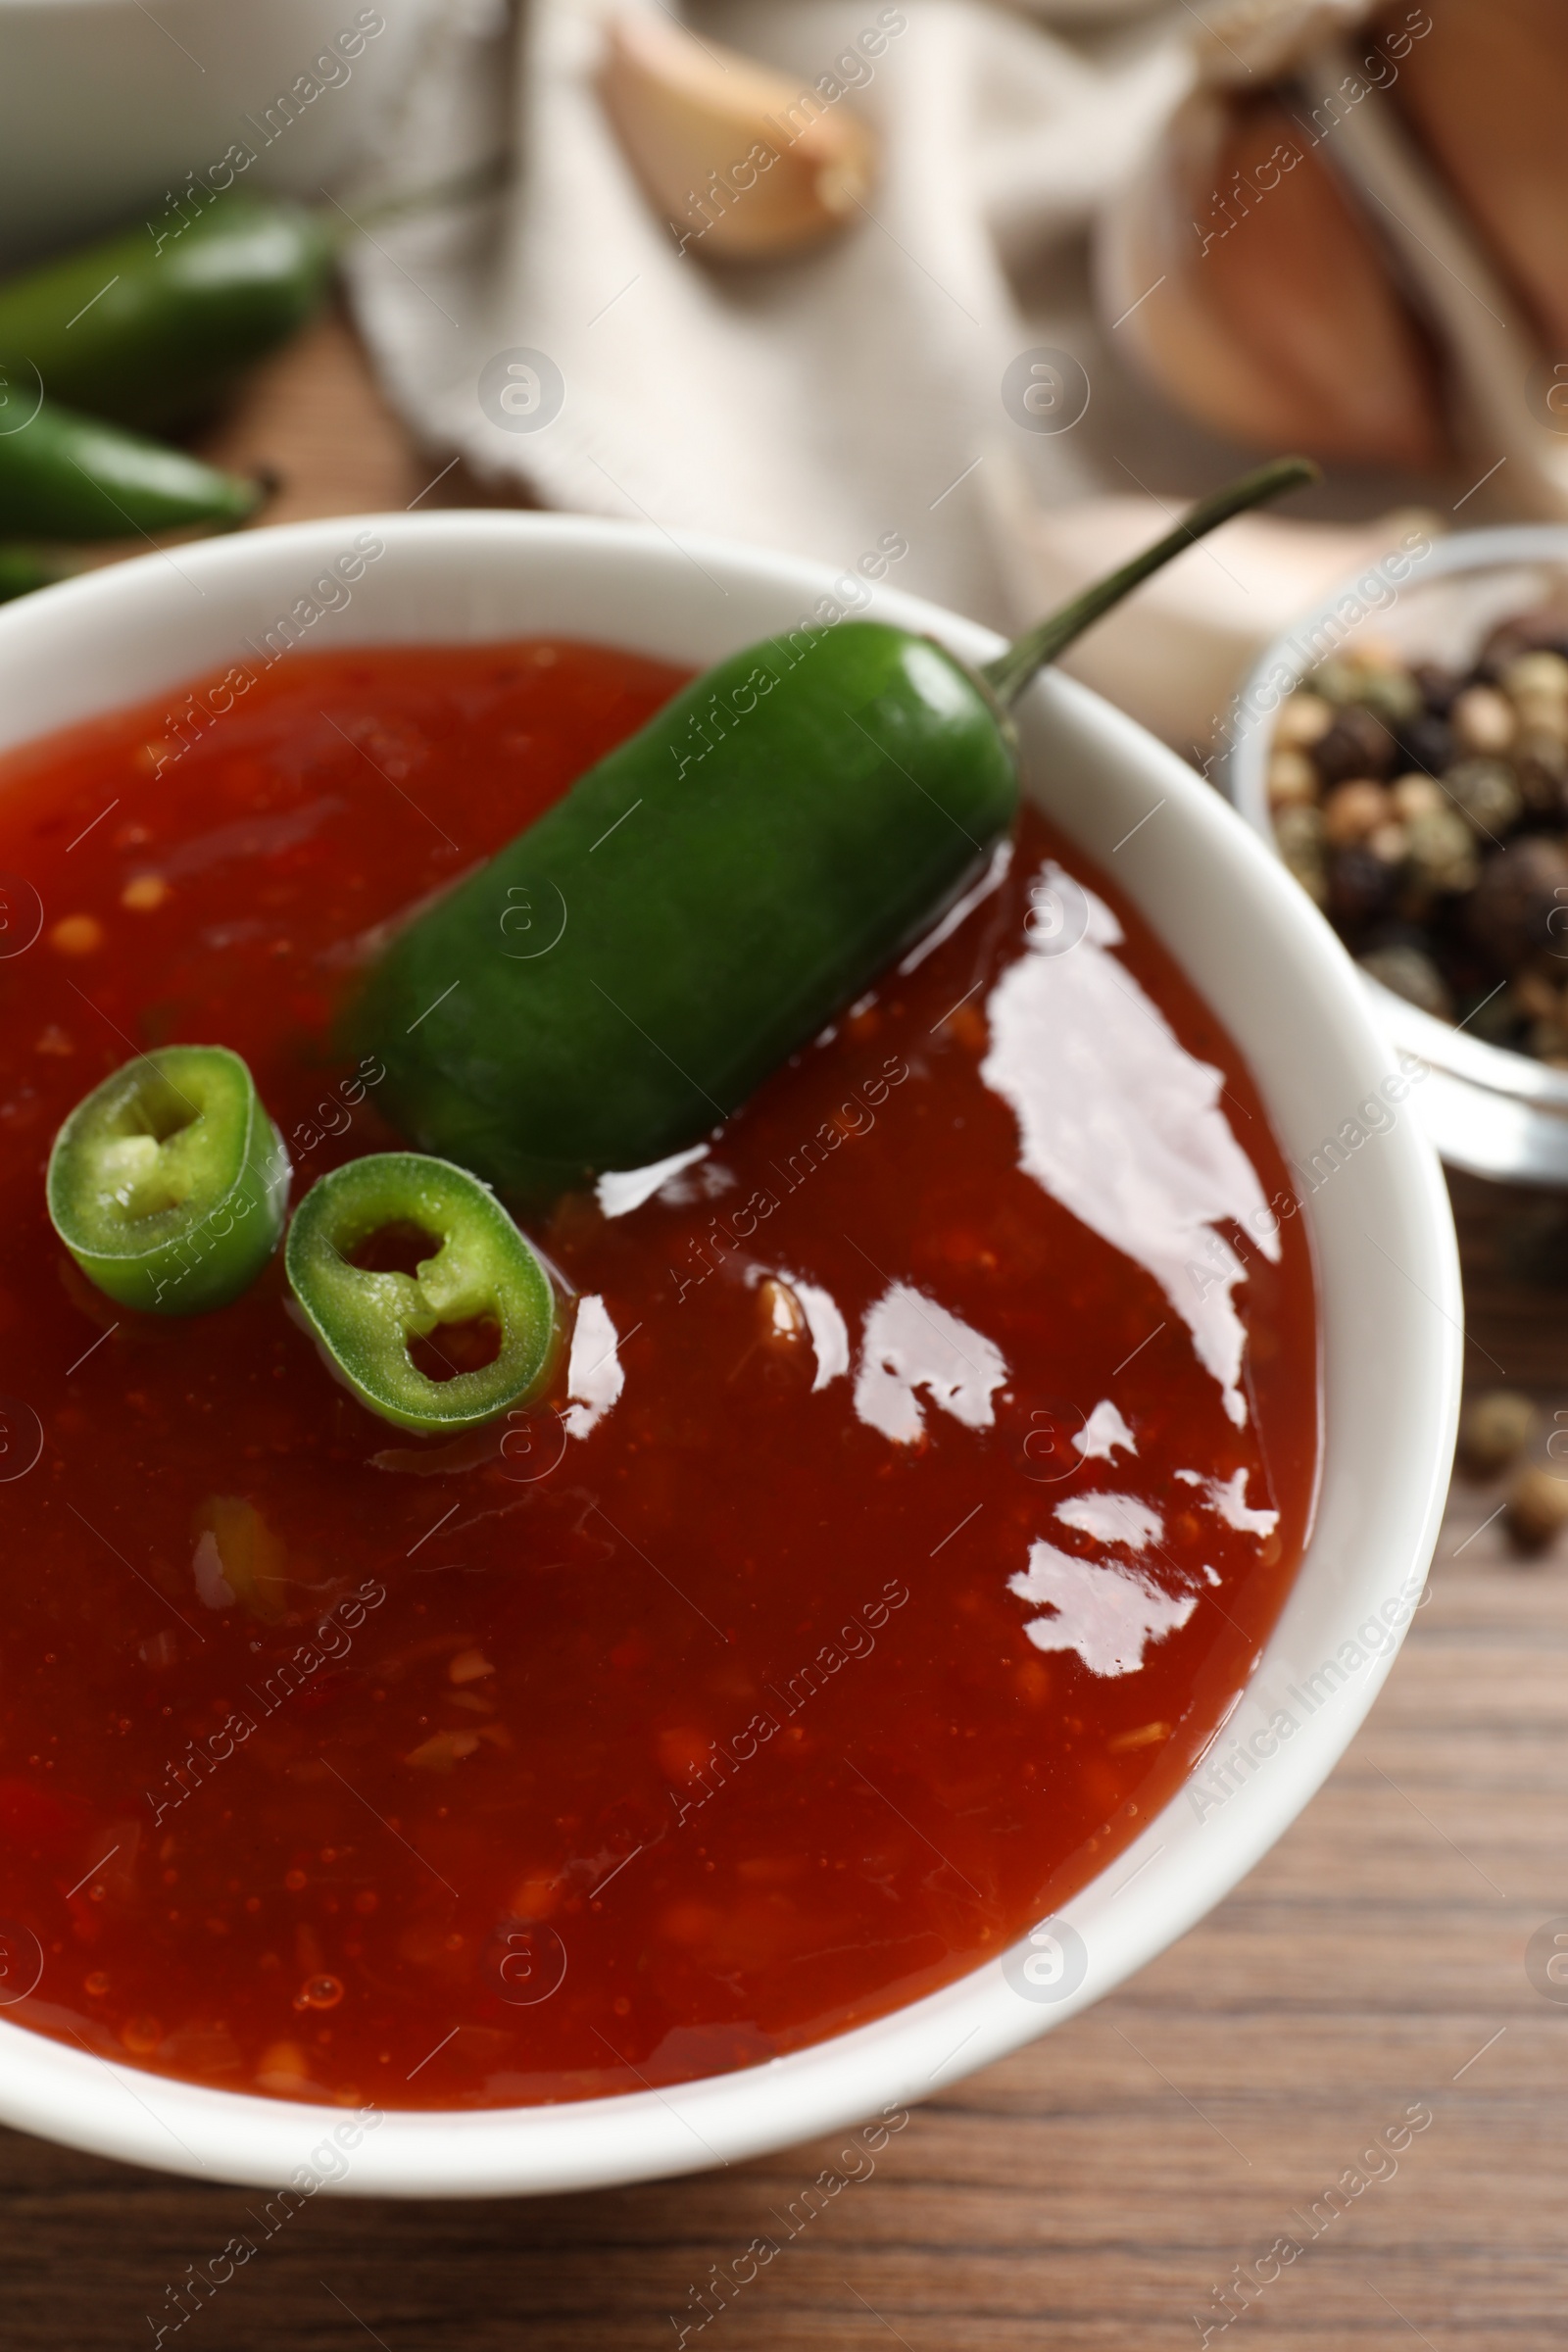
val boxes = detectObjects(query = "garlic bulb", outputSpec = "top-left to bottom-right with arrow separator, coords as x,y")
1292,30 -> 1568,518
1098,84 -> 1445,467
599,11 -> 879,263
1097,0 -> 1568,516
1390,0 -> 1568,351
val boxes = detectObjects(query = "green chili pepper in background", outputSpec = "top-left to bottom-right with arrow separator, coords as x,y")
0,165 -> 510,435
354,456 -> 1319,1204
0,195 -> 335,434
47,1046 -> 290,1315
0,395 -> 265,539
0,545 -> 74,603
284,1152 -> 561,1434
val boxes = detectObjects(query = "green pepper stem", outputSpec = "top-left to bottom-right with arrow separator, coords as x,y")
980,455 -> 1321,712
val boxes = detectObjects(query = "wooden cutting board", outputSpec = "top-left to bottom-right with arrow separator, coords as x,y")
5,313 -> 1566,2352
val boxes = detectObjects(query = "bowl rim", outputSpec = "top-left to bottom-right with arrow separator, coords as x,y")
0,509 -> 1462,2198
1224,521 -> 1568,1117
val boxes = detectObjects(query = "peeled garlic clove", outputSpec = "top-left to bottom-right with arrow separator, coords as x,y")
599,11 -> 878,261
1097,89 -> 1446,466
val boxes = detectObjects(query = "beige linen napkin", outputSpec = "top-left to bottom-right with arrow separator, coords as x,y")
343,0 -> 1418,740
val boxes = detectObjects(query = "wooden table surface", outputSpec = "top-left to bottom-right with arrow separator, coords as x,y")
8,314 -> 1568,2352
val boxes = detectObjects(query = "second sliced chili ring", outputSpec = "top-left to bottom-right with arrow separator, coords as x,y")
284,1152 -> 562,1434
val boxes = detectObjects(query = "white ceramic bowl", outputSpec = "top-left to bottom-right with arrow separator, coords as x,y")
0,514 -> 1461,2196
0,0 -> 440,267
1227,525 -> 1568,1187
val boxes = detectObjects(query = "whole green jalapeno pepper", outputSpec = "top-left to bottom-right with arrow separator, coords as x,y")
0,195 -> 335,434
0,545 -> 74,603
0,396 -> 265,539
0,167 -> 505,435
354,456 -> 1318,1204
284,1153 -> 561,1435
47,1046 -> 290,1315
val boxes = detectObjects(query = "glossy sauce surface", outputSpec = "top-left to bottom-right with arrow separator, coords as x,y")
0,642 -> 1318,2108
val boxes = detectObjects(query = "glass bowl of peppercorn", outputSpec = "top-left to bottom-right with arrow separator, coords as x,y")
1227,526 -> 1568,1186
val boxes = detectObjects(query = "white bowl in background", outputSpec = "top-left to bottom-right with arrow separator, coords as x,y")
0,0 -> 440,268
1227,525 -> 1568,1187
0,514 -> 1461,2195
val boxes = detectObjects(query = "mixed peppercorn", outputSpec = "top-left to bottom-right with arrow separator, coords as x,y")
1267,608 -> 1568,1061
1458,1390 -> 1568,1554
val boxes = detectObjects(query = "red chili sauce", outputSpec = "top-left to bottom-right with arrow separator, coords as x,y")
0,642 -> 1318,2109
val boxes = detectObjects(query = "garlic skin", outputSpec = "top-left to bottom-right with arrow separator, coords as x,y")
1097,86 -> 1445,467
599,11 -> 879,262
1096,0 -> 1568,515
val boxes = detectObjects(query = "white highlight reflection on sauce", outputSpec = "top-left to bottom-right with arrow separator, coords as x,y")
193,1531 -> 236,1610
562,1295 -> 624,1439
981,861 -> 1279,1428
1175,1465 -> 1280,1538
779,1273 -> 851,1392
897,837 -> 1013,974
1054,1492 -> 1163,1551
596,1145 -> 710,1218
854,1283 -> 1008,1446
1074,1399 -> 1137,1463
1008,1541 -> 1197,1678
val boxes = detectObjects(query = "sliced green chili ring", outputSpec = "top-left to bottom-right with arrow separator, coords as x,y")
47,1045 -> 290,1316
284,1152 -> 561,1435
